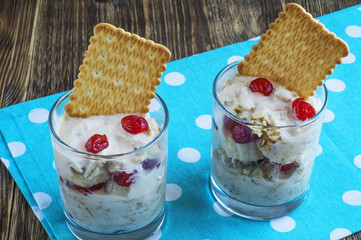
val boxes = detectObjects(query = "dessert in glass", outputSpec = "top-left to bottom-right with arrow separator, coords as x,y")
49,91 -> 169,239
210,61 -> 328,219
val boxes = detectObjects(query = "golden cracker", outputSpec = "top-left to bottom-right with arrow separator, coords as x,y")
238,3 -> 349,99
65,23 -> 171,118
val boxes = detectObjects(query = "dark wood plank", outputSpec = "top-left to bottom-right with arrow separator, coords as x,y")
1,0 -> 361,239
0,0 -> 38,107
0,0 -> 50,239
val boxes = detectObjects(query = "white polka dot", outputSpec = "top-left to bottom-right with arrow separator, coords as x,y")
342,53 -> 356,64
346,25 -> 361,38
358,7 -> 361,11
149,98 -> 161,113
354,155 -> 361,169
227,56 -> 244,64
342,190 -> 361,206
31,206 -> 44,221
196,115 -> 212,129
250,36 -> 261,41
28,108 -> 49,123
325,79 -> 346,92
33,192 -> 52,210
213,202 -> 233,217
330,228 -> 352,240
324,109 -> 335,123
1,158 -> 10,168
316,144 -> 322,156
164,72 -> 185,86
8,142 -> 26,158
178,148 -> 201,163
270,216 -> 296,232
145,229 -> 161,240
166,184 -> 182,201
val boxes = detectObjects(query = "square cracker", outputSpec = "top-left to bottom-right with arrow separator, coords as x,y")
65,23 -> 171,118
238,3 -> 349,99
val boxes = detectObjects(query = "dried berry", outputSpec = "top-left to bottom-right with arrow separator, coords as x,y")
231,124 -> 254,144
121,115 -> 149,134
112,171 -> 134,187
142,159 -> 159,170
223,116 -> 238,131
249,78 -> 273,96
292,98 -> 316,121
85,134 -> 109,153
67,181 -> 105,195
280,162 -> 295,172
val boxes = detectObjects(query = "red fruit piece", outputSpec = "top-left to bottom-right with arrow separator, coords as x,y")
292,98 -> 316,121
249,78 -> 273,96
121,115 -> 149,134
67,181 -> 105,195
231,124 -> 254,144
112,171 -> 134,187
223,116 -> 238,131
85,134 -> 109,153
280,162 -> 294,172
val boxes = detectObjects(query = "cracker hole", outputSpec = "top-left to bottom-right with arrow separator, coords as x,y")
135,87 -> 141,93
129,45 -> 133,50
108,97 -> 113,102
144,71 -> 146,75
149,54 -> 154,59
107,36 -> 113,42
88,89 -> 93,94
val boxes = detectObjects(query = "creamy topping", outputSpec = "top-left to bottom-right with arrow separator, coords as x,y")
218,74 -> 319,127
57,113 -> 160,155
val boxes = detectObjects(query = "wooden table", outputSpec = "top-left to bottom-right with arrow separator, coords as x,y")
1,0 -> 360,239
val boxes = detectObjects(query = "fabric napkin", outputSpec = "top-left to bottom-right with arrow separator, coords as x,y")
1,4 -> 361,240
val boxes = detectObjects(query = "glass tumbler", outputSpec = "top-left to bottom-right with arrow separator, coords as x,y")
210,61 -> 328,219
49,91 -> 169,239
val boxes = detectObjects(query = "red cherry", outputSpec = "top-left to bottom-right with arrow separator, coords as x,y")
231,124 -> 254,144
85,134 -> 109,153
249,78 -> 273,96
112,171 -> 134,187
292,98 -> 316,121
121,115 -> 149,134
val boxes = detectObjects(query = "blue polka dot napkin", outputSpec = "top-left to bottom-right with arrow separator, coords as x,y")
1,4 -> 361,240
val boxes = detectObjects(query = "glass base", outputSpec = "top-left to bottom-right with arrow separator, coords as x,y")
64,207 -> 165,240
209,175 -> 306,220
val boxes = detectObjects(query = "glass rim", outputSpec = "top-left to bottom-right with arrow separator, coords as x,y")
48,90 -> 169,159
212,61 -> 329,129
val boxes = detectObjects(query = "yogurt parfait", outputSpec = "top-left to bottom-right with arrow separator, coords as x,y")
210,61 -> 328,219
49,92 -> 169,239
49,23 -> 171,239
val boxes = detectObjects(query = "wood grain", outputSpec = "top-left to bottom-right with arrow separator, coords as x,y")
1,0 -> 361,239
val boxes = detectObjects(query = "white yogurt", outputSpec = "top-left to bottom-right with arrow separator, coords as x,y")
53,113 -> 166,233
